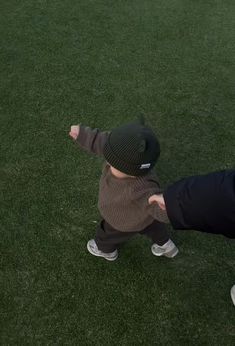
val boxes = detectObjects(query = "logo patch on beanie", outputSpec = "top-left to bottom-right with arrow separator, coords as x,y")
140,163 -> 151,169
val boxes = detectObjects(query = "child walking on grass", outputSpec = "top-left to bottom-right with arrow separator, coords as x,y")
69,119 -> 178,261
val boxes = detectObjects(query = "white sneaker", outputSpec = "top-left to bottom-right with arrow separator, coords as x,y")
230,285 -> 235,306
151,239 -> 179,258
87,239 -> 118,261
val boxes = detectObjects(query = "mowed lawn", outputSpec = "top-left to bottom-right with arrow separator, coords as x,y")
1,0 -> 235,344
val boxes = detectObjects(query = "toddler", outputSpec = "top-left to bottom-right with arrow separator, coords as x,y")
69,120 -> 178,261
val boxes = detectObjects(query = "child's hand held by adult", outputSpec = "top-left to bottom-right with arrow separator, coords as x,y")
148,194 -> 166,210
69,125 -> 80,140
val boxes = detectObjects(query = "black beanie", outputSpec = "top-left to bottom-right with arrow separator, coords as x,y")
103,121 -> 160,176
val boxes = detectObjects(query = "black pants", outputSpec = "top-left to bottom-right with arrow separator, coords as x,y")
95,219 -> 170,253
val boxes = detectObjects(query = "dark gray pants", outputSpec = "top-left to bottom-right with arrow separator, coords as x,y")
95,219 -> 169,253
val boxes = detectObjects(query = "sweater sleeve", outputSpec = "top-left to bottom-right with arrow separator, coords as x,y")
75,125 -> 110,157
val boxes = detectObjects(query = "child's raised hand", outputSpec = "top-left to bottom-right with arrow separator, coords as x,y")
148,194 -> 166,210
69,125 -> 80,140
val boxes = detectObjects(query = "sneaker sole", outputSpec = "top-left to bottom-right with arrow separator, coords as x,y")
152,247 -> 179,258
87,243 -> 118,261
164,247 -> 179,258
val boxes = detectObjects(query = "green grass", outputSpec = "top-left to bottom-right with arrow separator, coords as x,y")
1,0 -> 235,344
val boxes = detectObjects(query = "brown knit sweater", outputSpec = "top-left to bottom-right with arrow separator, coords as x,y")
76,125 -> 170,232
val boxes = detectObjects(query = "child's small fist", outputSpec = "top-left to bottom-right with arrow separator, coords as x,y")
69,125 -> 80,140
